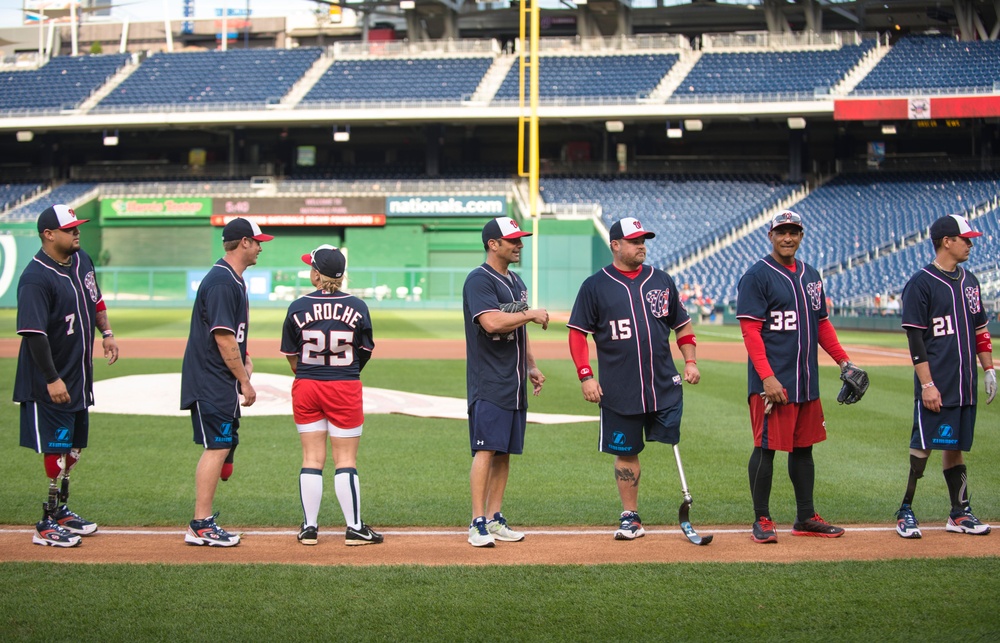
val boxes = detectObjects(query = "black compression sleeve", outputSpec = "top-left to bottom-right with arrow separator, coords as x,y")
358,349 -> 371,372
24,334 -> 60,383
906,327 -> 928,365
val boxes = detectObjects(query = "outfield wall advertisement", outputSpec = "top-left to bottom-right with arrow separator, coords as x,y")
386,196 -> 507,217
101,198 -> 213,220
212,197 -> 386,227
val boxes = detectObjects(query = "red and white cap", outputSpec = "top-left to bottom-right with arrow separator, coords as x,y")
37,204 -> 88,233
930,214 -> 982,240
482,217 -> 532,245
609,217 -> 656,241
222,217 -> 274,242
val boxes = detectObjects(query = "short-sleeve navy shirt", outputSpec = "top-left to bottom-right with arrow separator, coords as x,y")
901,264 -> 988,407
568,264 -> 691,415
736,256 -> 829,402
280,290 -> 375,381
14,249 -> 102,411
463,264 -> 530,411
180,260 -> 250,416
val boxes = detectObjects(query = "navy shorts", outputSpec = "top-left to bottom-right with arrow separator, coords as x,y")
19,402 -> 89,453
911,403 -> 976,451
468,399 -> 526,456
191,400 -> 240,450
599,404 -> 682,456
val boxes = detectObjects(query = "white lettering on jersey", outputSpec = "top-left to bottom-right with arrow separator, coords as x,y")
768,310 -> 798,331
293,302 -> 364,329
932,315 -> 955,337
609,318 -> 632,340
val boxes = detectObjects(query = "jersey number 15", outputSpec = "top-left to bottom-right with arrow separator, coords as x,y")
301,330 -> 354,366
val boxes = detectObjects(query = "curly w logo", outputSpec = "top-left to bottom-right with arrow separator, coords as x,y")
806,281 -> 823,311
645,289 -> 670,318
965,286 -> 981,314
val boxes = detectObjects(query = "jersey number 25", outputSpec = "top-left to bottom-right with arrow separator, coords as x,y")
301,330 -> 354,366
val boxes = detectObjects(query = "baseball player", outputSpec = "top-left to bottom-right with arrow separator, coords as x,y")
14,204 -> 120,547
180,217 -> 273,547
568,217 -> 700,540
463,216 -> 548,547
736,210 -> 862,543
894,214 -> 996,539
281,245 -> 382,547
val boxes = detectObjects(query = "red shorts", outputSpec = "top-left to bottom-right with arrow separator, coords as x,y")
748,395 -> 826,452
292,378 -> 364,429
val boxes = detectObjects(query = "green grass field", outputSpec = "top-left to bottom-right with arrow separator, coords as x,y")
1,309 -> 998,641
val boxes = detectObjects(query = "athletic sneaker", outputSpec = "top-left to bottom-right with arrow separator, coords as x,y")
346,522 -> 384,546
297,523 -> 318,546
52,504 -> 98,536
184,512 -> 241,547
614,511 -> 645,540
468,516 -> 496,548
946,507 -> 992,535
486,512 -> 525,542
791,513 -> 845,538
752,516 -> 778,543
33,517 -> 81,548
895,504 -> 922,539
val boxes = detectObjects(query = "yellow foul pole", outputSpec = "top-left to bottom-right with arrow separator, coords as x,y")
517,0 -> 541,308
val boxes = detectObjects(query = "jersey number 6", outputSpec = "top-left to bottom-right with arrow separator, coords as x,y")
769,310 -> 798,331
301,329 -> 354,366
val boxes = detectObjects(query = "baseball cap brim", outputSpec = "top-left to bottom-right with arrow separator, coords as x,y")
56,219 -> 88,230
251,232 -> 274,242
501,230 -> 532,239
621,230 -> 655,240
958,230 -> 983,238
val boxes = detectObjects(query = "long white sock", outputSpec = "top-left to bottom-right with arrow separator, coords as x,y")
299,468 -> 323,528
334,467 -> 361,529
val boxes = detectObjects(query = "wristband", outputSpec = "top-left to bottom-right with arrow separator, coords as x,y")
921,381 -> 935,390
580,375 -> 594,383
102,330 -> 114,338
577,366 -> 593,380
685,359 -> 697,364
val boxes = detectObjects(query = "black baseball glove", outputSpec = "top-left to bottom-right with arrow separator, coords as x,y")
499,301 -> 529,314
837,361 -> 870,404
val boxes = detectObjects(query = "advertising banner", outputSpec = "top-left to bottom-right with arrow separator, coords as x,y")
101,198 -> 213,220
386,196 -> 507,217
211,197 -> 386,226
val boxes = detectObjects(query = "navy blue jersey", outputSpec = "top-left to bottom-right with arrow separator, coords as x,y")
280,290 -> 374,381
736,256 -> 829,402
14,249 -> 103,411
568,264 -> 691,415
180,260 -> 250,416
901,264 -> 988,407
463,264 -> 530,411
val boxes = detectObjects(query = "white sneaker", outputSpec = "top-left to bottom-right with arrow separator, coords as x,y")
487,513 -> 525,542
468,518 -> 496,548
946,508 -> 991,535
614,511 -> 646,540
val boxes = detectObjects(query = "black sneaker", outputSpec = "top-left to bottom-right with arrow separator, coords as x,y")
297,523 -> 318,545
614,511 -> 645,540
791,513 -> 844,538
345,522 -> 383,546
751,516 -> 778,543
52,504 -> 98,536
33,516 -> 81,547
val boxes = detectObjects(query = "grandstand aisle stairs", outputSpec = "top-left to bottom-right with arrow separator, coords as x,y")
668,185 -> 809,274
77,55 -> 141,113
471,54 -> 516,104
832,41 -> 891,95
646,50 -> 702,102
279,52 -> 337,108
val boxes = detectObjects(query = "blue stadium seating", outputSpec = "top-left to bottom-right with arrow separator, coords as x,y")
539,174 -> 799,267
675,172 -> 1000,304
94,48 -> 322,110
493,54 -> 678,101
300,57 -> 493,104
0,54 -> 130,112
0,183 -> 44,211
671,43 -> 876,101
1,183 -> 98,222
853,35 -> 1000,94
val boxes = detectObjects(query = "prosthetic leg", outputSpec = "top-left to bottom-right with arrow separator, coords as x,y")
41,449 -> 96,535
